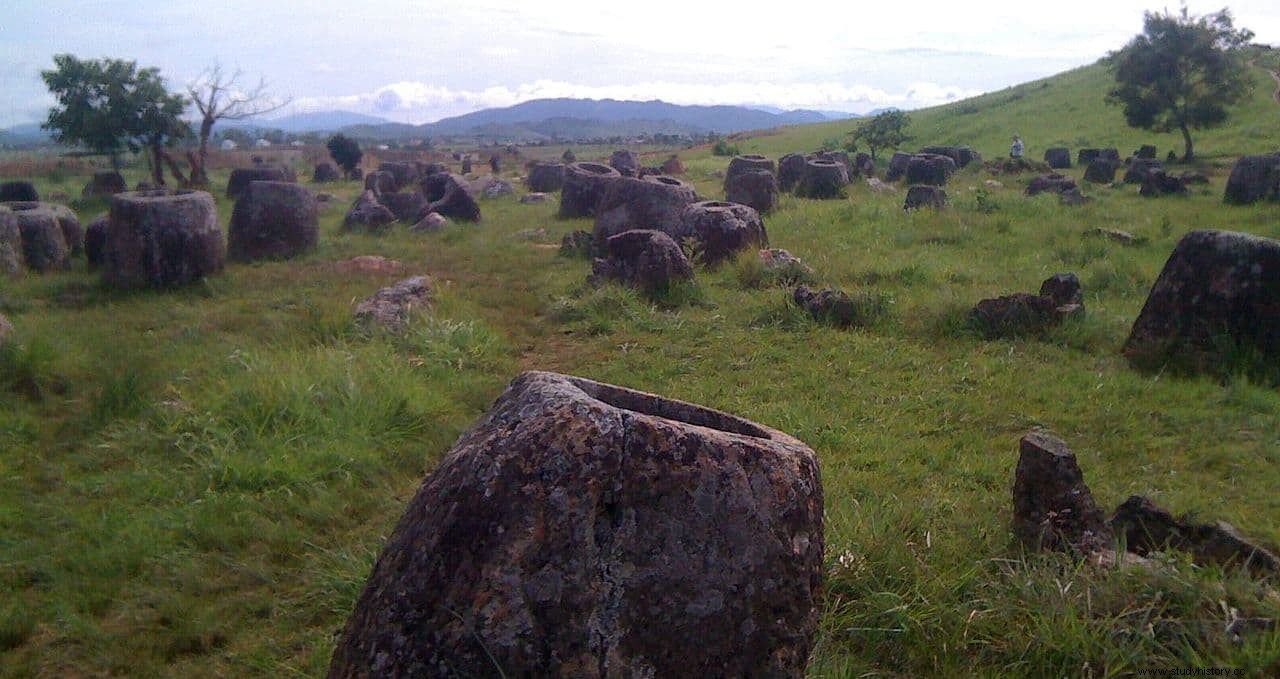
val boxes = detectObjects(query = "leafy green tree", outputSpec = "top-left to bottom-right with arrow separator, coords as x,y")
846,110 -> 912,161
41,54 -> 190,183
1106,7 -> 1254,161
326,134 -> 363,177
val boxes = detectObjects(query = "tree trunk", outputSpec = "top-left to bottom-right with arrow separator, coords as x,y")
160,148 -> 191,188
192,116 -> 214,187
150,142 -> 165,186
1179,122 -> 1194,162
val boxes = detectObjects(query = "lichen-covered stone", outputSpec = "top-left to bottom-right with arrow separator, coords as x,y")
6,203 -> 70,273
592,175 -> 698,245
561,162 -> 621,218
724,169 -> 779,214
0,205 -> 23,276
354,276 -> 433,331
681,200 -> 767,266
1123,230 -> 1280,373
903,185 -> 947,210
102,189 -> 224,289
342,190 -> 397,232
328,370 -> 823,678
589,229 -> 693,294
1012,431 -> 1113,555
526,162 -> 565,192
228,181 -> 319,261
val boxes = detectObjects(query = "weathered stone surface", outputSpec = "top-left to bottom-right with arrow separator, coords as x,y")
409,212 -> 448,233
477,177 -> 515,198
759,248 -> 812,283
1178,171 -> 1210,185
520,192 -> 550,204
970,292 -> 1067,337
335,255 -> 403,275
0,181 -> 38,202
103,189 -> 224,289
1222,154 -> 1280,205
903,185 -> 947,210
726,155 -> 776,184
795,159 -> 849,199
6,203 -> 70,272
609,149 -> 641,177
1084,159 -> 1120,184
343,190 -> 397,232
347,167 -> 363,181
378,162 -> 418,191
364,170 -> 397,195
590,229 -> 693,293
1078,148 -> 1121,166
811,150 -> 852,177
417,162 -> 449,178
778,153 -> 807,192
1043,147 -> 1072,169
1123,230 -> 1280,372
853,152 -> 875,178
905,154 -> 956,186
681,200 -> 767,266
660,154 -> 685,175
792,285 -> 862,327
592,175 -> 699,245
423,173 -> 481,222
5,201 -> 83,255
1123,158 -> 1162,185
313,162 -> 341,183
1012,432 -> 1113,555
1025,173 -> 1078,197
1089,227 -> 1139,245
984,157 -> 1051,175
867,178 -> 897,194
1059,188 -> 1092,206
327,370 -> 823,679
489,154 -> 502,174
1139,170 -> 1188,197
85,213 -> 108,270
560,162 -> 621,218
1111,496 -> 1279,576
920,145 -> 978,168
0,206 -> 22,276
379,191 -> 428,222
354,276 -> 432,331
559,229 -> 594,258
1134,144 -> 1158,160
227,167 -> 291,198
885,151 -> 912,182
1040,272 -> 1083,308
82,171 -> 127,198
526,162 -> 565,192
228,181 -> 318,262
724,169 -> 779,214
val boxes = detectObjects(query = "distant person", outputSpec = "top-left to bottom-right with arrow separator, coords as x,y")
1010,136 -> 1025,159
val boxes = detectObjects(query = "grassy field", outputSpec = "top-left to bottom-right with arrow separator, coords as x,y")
3,60 -> 1280,677
735,54 -> 1280,167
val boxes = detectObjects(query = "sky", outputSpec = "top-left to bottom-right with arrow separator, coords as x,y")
2,0 -> 1279,128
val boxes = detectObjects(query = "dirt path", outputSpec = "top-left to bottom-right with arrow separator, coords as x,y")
1248,59 -> 1280,105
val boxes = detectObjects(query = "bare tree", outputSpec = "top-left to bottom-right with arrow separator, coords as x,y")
187,64 -> 290,186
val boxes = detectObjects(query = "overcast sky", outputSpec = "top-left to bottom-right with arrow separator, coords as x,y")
3,1 -> 1278,128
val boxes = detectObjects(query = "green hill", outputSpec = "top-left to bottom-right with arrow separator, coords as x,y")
733,55 -> 1280,163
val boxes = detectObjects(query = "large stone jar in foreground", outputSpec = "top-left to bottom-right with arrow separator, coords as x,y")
103,189 -> 225,289
329,371 -> 824,678
1123,229 -> 1280,373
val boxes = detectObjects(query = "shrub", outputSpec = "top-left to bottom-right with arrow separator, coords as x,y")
712,140 -> 740,157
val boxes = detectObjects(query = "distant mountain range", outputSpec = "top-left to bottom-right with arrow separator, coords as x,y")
1,98 -> 864,147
